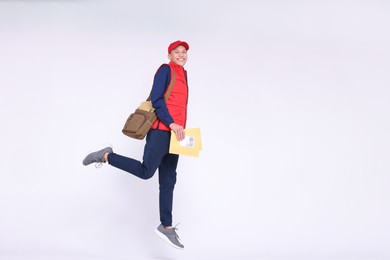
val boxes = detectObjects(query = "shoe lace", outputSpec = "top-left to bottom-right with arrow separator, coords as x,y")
172,223 -> 181,240
95,162 -> 103,168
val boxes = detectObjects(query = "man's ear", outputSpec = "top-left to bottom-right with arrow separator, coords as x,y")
167,54 -> 172,60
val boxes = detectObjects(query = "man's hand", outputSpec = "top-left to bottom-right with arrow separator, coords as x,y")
169,123 -> 185,141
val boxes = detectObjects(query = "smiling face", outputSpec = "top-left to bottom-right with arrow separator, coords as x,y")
168,45 -> 188,66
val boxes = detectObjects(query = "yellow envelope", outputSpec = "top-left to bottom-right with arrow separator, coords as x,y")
169,128 -> 202,157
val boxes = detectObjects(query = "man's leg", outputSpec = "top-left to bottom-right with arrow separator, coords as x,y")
158,153 -> 179,227
107,130 -> 171,180
155,152 -> 184,249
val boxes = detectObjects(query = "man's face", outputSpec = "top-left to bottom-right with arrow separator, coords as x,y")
168,45 -> 188,66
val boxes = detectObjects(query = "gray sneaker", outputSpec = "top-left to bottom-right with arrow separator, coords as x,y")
154,224 -> 184,250
82,146 -> 113,167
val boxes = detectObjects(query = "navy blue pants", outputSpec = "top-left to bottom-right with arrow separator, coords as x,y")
107,129 -> 179,227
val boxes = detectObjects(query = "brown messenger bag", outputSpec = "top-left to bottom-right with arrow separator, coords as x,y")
122,71 -> 176,140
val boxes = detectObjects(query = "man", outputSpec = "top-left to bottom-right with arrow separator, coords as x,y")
82,40 -> 190,250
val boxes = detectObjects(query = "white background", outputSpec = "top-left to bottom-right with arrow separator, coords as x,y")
0,1 -> 389,260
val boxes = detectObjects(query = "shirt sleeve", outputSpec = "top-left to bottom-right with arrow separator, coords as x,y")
150,64 -> 174,127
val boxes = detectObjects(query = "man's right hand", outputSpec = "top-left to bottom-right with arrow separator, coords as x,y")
169,123 -> 185,141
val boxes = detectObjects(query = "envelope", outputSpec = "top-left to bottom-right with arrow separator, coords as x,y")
169,128 -> 202,157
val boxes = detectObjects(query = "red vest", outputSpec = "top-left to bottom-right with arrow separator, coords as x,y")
151,62 -> 188,131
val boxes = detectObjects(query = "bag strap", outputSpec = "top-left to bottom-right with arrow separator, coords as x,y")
147,70 -> 177,102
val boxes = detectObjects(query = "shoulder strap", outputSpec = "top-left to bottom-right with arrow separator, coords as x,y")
164,71 -> 176,101
147,69 -> 176,102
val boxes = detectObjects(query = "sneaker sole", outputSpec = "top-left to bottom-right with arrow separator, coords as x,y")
154,228 -> 184,250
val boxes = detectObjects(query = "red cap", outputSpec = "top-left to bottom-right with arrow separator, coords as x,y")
168,40 -> 189,54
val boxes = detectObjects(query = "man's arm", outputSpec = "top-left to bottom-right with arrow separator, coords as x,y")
151,64 -> 174,127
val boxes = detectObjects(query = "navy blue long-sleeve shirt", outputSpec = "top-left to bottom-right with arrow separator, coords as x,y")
150,64 -> 174,127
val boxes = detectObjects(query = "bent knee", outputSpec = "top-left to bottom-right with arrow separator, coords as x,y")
140,172 -> 154,180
